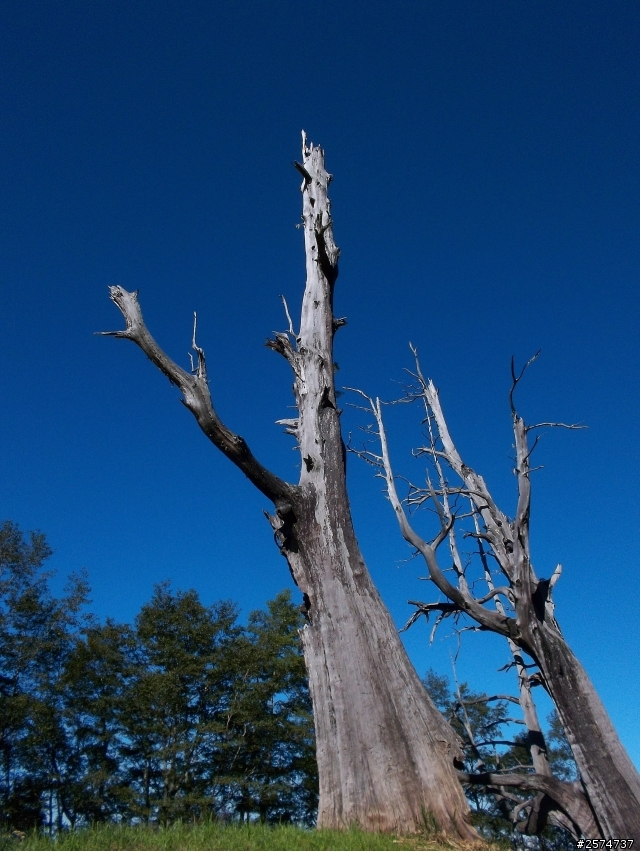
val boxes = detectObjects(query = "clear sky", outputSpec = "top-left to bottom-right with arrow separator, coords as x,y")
1,1 -> 639,769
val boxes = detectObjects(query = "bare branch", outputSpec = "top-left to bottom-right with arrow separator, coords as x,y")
509,350 -> 541,416
408,348 -> 516,575
280,294 -> 297,338
351,387 -> 517,640
274,417 -> 299,437
265,331 -> 298,366
512,414 -> 533,585
430,609 -> 452,644
293,159 -> 312,183
549,562 -> 562,591
475,586 -> 514,606
401,601 -> 463,642
333,316 -> 348,331
458,771 -> 599,837
191,312 -> 206,380
526,421 -> 588,432
98,286 -> 293,504
461,694 -> 521,706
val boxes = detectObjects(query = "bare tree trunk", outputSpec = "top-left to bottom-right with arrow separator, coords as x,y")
99,134 -> 477,839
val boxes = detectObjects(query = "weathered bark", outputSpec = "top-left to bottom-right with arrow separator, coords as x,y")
277,488 -> 472,833
99,134 -> 477,838
362,354 -> 640,838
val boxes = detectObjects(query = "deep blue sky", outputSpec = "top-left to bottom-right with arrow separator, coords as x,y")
2,1 -> 639,767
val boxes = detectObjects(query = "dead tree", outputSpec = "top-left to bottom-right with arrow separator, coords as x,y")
351,349 -> 640,838
98,134 -> 478,838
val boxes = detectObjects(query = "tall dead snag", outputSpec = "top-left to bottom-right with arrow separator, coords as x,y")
99,134 -> 477,838
353,349 -> 640,838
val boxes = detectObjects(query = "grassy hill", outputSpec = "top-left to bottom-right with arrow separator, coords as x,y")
2,821 -> 497,851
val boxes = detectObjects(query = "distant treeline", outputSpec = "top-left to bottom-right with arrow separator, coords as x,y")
0,520 -> 317,833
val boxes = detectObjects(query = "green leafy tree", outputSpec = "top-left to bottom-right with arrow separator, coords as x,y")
60,620 -> 138,825
0,520 -> 91,832
546,711 -> 578,783
2,521 -> 317,830
119,582 -> 243,824
221,590 -> 317,824
424,670 -> 516,842
120,585 -> 317,826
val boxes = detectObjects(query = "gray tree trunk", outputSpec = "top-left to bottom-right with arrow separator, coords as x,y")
99,134 -> 477,838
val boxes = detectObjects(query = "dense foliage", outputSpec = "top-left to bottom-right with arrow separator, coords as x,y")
0,521 -> 317,833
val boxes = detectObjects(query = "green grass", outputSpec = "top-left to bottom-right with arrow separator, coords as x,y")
1,820 -> 494,851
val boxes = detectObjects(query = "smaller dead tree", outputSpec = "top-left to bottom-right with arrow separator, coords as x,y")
349,349 -> 640,839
